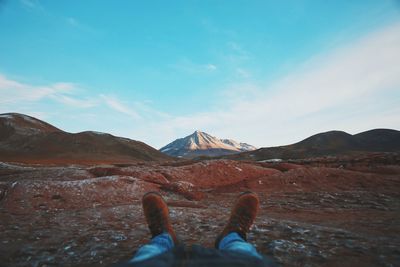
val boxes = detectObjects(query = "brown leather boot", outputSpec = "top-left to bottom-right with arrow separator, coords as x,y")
142,192 -> 178,244
215,191 -> 260,248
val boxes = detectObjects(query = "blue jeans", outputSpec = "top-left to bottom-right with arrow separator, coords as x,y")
130,232 -> 263,263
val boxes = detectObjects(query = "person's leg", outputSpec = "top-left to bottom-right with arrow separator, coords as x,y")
215,192 -> 262,259
218,232 -> 262,259
141,192 -> 178,243
129,192 -> 178,262
129,232 -> 174,263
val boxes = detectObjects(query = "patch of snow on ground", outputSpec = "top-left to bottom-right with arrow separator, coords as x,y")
56,175 -> 126,187
0,162 -> 34,170
258,159 -> 283,163
90,131 -> 108,135
21,114 -> 43,125
0,114 -> 14,119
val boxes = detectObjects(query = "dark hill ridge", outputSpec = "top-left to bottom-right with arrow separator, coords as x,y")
225,129 -> 400,161
354,129 -> 400,151
0,113 -> 171,164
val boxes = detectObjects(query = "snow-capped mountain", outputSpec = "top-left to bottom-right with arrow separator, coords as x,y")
159,130 -> 257,158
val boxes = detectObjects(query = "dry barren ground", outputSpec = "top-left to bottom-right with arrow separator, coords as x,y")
0,155 -> 399,266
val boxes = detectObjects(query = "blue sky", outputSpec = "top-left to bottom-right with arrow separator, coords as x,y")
1,0 -> 399,148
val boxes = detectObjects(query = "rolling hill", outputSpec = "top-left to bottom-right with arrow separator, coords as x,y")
0,113 -> 171,164
224,129 -> 400,161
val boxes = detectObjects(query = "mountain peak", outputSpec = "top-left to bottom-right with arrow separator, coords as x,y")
160,131 -> 256,158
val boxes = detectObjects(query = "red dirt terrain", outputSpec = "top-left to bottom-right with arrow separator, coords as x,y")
1,153 -> 399,267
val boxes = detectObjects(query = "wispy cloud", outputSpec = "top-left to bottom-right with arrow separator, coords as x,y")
200,18 -> 237,37
205,64 -> 217,71
66,17 -> 79,27
0,75 -> 99,114
50,95 -> 98,108
227,41 -> 250,60
19,0 -> 44,11
0,74 -> 147,123
1,21 -> 399,149
145,21 -> 400,147
171,58 -> 218,74
20,0 -> 38,8
0,75 -> 73,104
100,94 -> 141,120
235,68 -> 251,78
65,16 -> 98,34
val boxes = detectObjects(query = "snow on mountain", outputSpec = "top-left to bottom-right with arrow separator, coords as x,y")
220,139 -> 257,151
159,130 -> 257,158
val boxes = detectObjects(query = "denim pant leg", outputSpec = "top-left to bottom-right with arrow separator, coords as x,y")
218,232 -> 263,259
129,233 -> 174,263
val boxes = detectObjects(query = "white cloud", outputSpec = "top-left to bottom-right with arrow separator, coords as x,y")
0,75 -> 98,113
145,21 -> 400,148
1,21 -> 399,149
236,68 -> 251,78
0,74 -> 146,124
226,41 -> 251,62
100,94 -> 141,120
65,17 -> 98,34
50,95 -> 98,108
66,17 -> 79,27
170,59 -> 218,73
19,0 -> 45,11
0,75 -> 74,104
206,64 -> 217,71
20,0 -> 37,8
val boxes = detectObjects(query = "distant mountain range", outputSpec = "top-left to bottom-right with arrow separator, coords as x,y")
0,113 -> 170,164
159,130 -> 257,158
224,129 -> 400,161
1,113 -> 399,164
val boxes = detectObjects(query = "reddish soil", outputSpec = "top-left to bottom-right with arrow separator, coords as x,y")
0,154 -> 399,266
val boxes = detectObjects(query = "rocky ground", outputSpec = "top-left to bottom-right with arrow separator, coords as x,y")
0,153 -> 399,266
